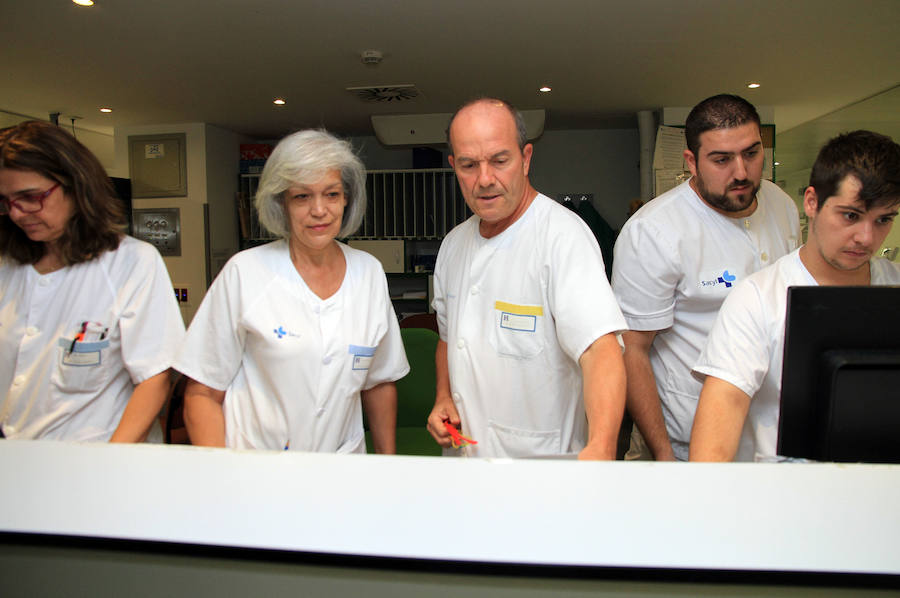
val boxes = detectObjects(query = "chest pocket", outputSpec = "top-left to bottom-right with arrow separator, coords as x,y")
51,337 -> 112,393
489,301 -> 544,359
348,344 -> 375,372
340,344 -> 376,394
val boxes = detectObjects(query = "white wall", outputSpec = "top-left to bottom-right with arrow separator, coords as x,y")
530,129 -> 640,229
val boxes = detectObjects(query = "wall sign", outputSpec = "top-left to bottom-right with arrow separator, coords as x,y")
144,143 -> 165,159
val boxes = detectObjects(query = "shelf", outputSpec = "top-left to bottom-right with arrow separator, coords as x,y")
386,272 -> 431,319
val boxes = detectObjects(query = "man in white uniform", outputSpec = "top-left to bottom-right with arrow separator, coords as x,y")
425,98 -> 627,460
612,95 -> 799,460
691,130 -> 900,461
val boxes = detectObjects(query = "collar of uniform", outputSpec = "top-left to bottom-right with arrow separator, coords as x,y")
475,192 -> 543,245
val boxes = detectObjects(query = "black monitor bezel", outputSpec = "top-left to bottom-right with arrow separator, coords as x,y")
777,285 -> 900,462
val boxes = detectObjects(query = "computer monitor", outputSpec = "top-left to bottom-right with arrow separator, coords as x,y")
777,286 -> 900,463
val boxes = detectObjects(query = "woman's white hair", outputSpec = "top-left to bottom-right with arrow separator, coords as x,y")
255,129 -> 367,239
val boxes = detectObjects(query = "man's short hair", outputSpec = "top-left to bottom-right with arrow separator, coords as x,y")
446,97 -> 528,156
810,130 -> 900,210
684,94 -> 761,157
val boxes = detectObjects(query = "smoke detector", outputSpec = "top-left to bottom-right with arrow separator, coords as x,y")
361,49 -> 383,65
346,84 -> 419,103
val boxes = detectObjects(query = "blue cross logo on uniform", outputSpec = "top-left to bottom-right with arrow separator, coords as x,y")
274,326 -> 286,339
717,270 -> 737,288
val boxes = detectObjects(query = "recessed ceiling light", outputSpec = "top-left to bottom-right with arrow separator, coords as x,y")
73,0 -> 94,6
747,82 -> 761,89
99,107 -> 112,113
539,86 -> 552,93
273,98 -> 286,105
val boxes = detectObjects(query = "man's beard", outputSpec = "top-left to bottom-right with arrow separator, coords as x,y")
695,172 -> 760,213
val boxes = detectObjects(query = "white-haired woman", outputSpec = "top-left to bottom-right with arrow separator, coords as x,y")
175,130 -> 408,453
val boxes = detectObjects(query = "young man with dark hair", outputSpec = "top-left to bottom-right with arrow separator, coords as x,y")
612,94 -> 800,461
690,130 -> 900,461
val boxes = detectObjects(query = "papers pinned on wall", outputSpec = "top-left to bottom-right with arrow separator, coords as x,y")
655,169 -> 690,196
653,126 -> 687,171
653,126 -> 690,196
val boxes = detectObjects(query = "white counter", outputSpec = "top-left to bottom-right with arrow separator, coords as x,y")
2,440 -> 898,575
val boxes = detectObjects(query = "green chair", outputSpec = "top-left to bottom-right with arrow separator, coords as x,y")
365,327 -> 442,456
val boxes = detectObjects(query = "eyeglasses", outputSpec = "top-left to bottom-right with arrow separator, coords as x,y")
0,183 -> 60,215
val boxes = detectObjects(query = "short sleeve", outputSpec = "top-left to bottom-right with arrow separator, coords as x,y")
611,217 -> 681,331
693,279 -> 771,398
549,217 -> 626,363
173,260 -> 247,391
118,243 -> 186,384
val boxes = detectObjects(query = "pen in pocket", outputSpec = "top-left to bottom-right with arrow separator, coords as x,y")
69,321 -> 88,355
68,321 -> 106,353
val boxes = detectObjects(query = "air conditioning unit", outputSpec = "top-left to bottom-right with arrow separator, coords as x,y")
371,110 -> 546,146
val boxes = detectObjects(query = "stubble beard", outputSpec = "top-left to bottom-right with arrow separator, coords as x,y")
810,219 -> 871,273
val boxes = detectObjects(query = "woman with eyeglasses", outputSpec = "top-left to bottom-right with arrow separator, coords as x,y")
174,130 -> 408,453
0,120 -> 185,442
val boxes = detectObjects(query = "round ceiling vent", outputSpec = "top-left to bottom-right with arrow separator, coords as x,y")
346,85 -> 419,103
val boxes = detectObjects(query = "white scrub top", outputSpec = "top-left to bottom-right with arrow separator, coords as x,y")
694,250 -> 900,461
174,240 -> 409,452
433,193 -> 626,458
0,236 -> 185,441
612,178 -> 799,458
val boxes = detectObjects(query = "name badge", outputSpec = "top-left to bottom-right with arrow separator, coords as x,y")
348,344 -> 376,371
58,338 -> 109,367
495,301 -> 543,333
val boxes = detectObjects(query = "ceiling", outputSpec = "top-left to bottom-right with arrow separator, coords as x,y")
1,0 -> 898,142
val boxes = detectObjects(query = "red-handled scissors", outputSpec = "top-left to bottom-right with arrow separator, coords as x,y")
444,421 -> 477,448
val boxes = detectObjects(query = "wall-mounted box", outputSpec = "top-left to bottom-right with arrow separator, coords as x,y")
128,133 -> 187,198
133,208 -> 181,256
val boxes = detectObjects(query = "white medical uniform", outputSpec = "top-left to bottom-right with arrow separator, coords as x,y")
612,178 -> 799,459
433,193 -> 626,458
694,249 -> 900,461
0,236 -> 185,441
174,240 -> 409,452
